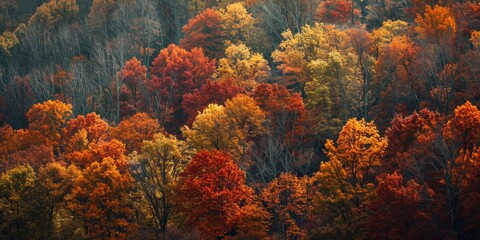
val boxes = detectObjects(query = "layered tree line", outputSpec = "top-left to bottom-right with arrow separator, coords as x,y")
1,0 -> 480,239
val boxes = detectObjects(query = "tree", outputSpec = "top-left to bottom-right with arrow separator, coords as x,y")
0,165 -> 36,239
26,100 -> 72,153
445,101 -> 480,150
218,3 -> 260,46
65,139 -> 129,171
0,31 -> 19,55
148,44 -> 216,132
30,162 -> 80,239
371,20 -> 409,56
217,43 -> 270,89
325,118 -> 387,188
180,8 -> 225,59
69,157 -> 138,239
272,23 -> 364,138
182,79 -> 243,125
262,172 -> 311,239
310,157 -> 356,239
366,173 -> 435,240
311,118 -> 386,238
383,109 -> 442,174
130,133 -> 191,235
315,0 -> 359,24
176,150 -> 257,239
370,36 -> 423,131
116,57 -> 147,118
63,112 -> 109,152
252,83 -> 306,140
414,5 -> 456,46
109,112 -> 161,153
182,94 -> 266,168
28,0 -> 79,30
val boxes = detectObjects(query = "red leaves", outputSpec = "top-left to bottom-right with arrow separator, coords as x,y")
315,0 -> 359,24
252,83 -> 306,139
116,57 -> 148,118
177,150 -> 254,238
148,44 -> 216,132
180,9 -> 225,59
367,173 -> 435,240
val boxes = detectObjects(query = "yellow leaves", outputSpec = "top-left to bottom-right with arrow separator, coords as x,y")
136,132 -> 191,182
182,103 -> 230,151
0,165 -> 35,215
217,43 -> 270,89
28,0 -> 79,29
325,118 -> 387,187
0,31 -> 19,55
414,5 -> 456,44
272,23 -> 330,84
310,119 -> 385,238
219,3 -> 256,43
372,20 -> 409,48
182,94 -> 266,168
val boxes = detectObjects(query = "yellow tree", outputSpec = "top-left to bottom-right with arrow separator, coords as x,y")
130,133 -> 191,235
0,165 -> 36,239
217,43 -> 270,89
28,0 -> 79,29
273,23 -> 364,139
218,2 -> 260,46
325,118 -> 387,188
311,118 -> 387,238
311,157 -> 356,239
182,94 -> 266,169
371,20 -> 409,56
30,162 -> 80,238
0,31 -> 19,55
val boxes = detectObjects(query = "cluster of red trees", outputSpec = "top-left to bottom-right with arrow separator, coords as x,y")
1,0 -> 480,239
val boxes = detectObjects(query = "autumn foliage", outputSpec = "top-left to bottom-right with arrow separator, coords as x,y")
2,1 -> 480,239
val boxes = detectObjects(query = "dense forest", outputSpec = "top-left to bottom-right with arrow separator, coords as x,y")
1,0 -> 480,239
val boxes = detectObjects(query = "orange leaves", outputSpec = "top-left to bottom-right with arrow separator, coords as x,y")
177,150 -> 255,239
445,101 -> 480,149
415,5 -> 456,44
63,112 -> 108,149
116,57 -> 148,118
119,57 -> 147,88
26,100 -> 72,151
149,44 -> 216,100
69,157 -> 137,239
110,112 -> 161,153
262,172 -> 310,240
